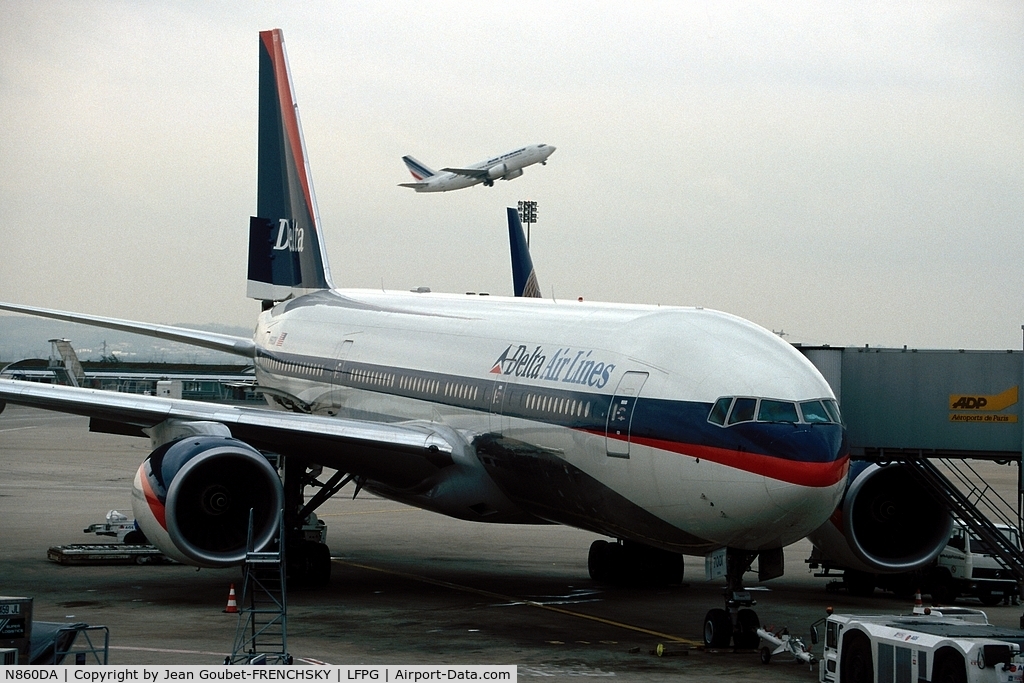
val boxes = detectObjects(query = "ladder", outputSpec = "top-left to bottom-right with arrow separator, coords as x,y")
226,510 -> 291,665
898,458 -> 1024,588
47,338 -> 86,387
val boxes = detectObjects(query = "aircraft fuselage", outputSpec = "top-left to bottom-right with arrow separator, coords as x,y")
253,288 -> 849,556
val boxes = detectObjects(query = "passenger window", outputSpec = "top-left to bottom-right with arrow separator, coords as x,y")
799,400 -> 831,424
823,399 -> 842,424
728,398 -> 757,424
758,399 -> 799,423
708,397 -> 732,426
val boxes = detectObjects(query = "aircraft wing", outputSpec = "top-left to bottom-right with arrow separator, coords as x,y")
398,182 -> 429,189
440,167 -> 489,180
0,379 -> 456,487
0,302 -> 255,358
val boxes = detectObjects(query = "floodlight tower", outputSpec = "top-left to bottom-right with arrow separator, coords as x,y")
517,200 -> 538,247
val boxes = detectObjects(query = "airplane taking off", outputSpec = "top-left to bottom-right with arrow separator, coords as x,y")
399,144 -> 555,192
0,29 -> 856,648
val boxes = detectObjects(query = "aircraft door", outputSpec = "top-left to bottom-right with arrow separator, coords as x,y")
605,371 -> 648,458
330,339 -> 354,409
488,378 -> 513,433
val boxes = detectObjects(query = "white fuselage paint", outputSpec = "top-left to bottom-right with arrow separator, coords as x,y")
253,288 -> 847,554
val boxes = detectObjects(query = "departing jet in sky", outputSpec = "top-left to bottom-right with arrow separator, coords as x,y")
0,29 -> 854,648
399,144 -> 555,192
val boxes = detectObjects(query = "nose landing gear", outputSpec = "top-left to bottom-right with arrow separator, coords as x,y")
703,549 -> 774,650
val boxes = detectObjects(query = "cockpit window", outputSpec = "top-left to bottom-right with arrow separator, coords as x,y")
823,399 -> 842,424
799,400 -> 831,424
758,399 -> 799,423
708,397 -> 732,426
728,398 -> 757,424
710,395 -> 842,427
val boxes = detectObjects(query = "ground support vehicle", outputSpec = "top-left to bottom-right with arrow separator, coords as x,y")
47,544 -> 175,565
757,625 -> 815,668
808,522 -> 1023,606
820,607 -> 1024,682
931,524 -> 1022,606
83,510 -> 147,544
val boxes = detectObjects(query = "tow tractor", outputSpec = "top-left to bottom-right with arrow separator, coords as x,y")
82,510 -> 146,544
819,605 -> 1024,682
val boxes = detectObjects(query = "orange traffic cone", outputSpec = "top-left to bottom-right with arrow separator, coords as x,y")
913,588 -> 923,613
223,584 -> 239,613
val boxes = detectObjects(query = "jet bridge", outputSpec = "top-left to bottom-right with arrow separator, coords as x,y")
798,345 -> 1024,611
799,346 -> 1023,462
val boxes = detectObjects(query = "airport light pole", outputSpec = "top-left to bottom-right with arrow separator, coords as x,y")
518,200 -> 538,247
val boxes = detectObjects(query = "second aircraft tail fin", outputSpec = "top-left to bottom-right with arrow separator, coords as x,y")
247,29 -> 334,303
402,155 -> 437,181
507,208 -> 541,298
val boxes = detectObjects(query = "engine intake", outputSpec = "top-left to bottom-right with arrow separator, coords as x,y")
808,462 -> 952,573
132,436 -> 283,567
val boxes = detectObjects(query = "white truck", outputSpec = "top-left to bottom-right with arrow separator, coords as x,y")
809,521 -> 1022,606
931,524 -> 1022,606
820,607 -> 1024,683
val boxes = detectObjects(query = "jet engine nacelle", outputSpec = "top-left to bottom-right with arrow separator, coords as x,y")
487,163 -> 509,180
501,168 -> 524,181
131,435 -> 284,567
807,461 -> 952,573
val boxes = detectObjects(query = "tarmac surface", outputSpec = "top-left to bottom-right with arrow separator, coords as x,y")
3,403 -> 1024,680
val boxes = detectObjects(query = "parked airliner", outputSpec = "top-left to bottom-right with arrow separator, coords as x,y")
0,29 -> 850,648
399,144 -> 555,192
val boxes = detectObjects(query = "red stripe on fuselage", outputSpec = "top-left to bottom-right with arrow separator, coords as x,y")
139,467 -> 167,530
591,431 -> 849,488
260,29 -> 316,230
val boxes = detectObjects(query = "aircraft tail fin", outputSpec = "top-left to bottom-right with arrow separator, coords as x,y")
402,155 -> 437,181
247,28 -> 334,302
507,208 -> 541,298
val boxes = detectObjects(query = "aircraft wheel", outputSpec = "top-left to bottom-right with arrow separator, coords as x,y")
703,608 -> 731,648
588,540 -> 610,582
308,542 -> 332,587
123,530 -> 148,545
735,608 -> 761,649
288,540 -> 331,587
840,631 -> 873,683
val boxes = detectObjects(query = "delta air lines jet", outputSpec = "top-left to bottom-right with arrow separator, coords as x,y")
0,29 -> 849,648
399,144 -> 555,192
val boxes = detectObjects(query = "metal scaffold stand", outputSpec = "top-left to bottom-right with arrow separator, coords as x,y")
226,509 -> 292,665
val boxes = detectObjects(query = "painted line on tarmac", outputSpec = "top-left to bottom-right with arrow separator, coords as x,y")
0,426 -> 38,433
319,508 -> 422,517
110,646 -> 330,665
110,645 -> 228,656
336,559 -> 700,646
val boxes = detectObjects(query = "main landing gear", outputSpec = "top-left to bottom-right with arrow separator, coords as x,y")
703,549 -> 779,650
281,458 -> 347,587
588,539 -> 685,586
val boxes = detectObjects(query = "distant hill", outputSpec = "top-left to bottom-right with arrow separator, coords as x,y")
0,316 -> 252,364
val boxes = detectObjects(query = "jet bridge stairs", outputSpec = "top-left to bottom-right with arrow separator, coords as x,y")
886,455 -> 1024,624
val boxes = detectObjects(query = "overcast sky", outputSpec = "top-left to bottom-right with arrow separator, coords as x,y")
1,2 -> 1021,350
